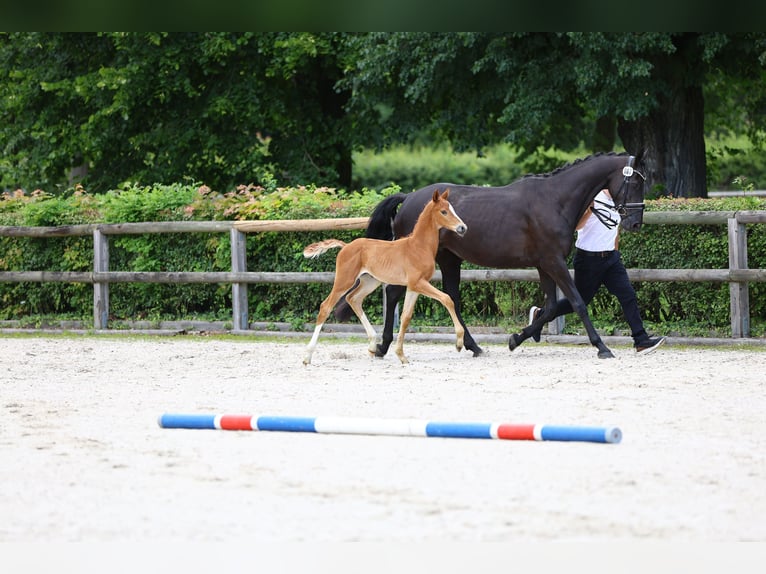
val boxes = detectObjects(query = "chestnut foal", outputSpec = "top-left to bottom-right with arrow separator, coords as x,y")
302,189 -> 467,365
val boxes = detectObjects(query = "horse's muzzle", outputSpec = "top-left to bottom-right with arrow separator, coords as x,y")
454,224 -> 468,237
620,204 -> 645,232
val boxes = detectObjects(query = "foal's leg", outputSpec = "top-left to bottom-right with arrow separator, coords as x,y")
412,279 -> 465,352
304,276 -> 358,365
394,289 -> 419,364
393,282 -> 466,364
345,274 -> 382,355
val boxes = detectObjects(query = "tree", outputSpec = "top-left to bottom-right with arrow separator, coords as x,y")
345,32 -> 766,198
0,32 -> 355,193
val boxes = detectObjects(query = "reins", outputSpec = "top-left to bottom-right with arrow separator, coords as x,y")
590,197 -> 620,229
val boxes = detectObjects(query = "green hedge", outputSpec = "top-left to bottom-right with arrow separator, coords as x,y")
352,144 -> 580,192
0,182 -> 394,325
353,141 -> 766,193
1,183 -> 765,336
618,196 -> 766,337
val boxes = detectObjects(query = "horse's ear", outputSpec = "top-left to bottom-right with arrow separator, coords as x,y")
440,188 -> 450,200
432,189 -> 440,202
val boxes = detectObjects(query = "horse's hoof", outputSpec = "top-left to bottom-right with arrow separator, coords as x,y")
508,333 -> 522,351
467,344 -> 484,357
598,349 -> 615,359
374,344 -> 388,358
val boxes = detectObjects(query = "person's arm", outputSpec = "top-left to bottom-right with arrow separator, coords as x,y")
575,203 -> 593,230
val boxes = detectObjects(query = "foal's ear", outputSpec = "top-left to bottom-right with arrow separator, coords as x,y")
440,188 -> 450,200
432,189 -> 440,202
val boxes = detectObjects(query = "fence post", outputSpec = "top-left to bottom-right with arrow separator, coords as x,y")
728,217 -> 750,337
93,228 -> 109,329
230,228 -> 248,331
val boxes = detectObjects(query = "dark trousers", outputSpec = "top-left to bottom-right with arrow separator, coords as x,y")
552,249 -> 648,345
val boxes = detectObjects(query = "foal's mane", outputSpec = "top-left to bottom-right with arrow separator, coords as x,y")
521,151 -> 629,180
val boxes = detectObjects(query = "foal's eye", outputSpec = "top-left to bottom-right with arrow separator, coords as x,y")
441,210 -> 448,215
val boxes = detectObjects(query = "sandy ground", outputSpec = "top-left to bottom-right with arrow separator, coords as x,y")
1,332 -> 765,547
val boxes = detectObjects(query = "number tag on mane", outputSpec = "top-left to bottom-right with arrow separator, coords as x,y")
622,166 -> 634,177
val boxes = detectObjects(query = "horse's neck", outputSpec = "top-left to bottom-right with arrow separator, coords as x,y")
555,170 -> 610,226
406,206 -> 440,254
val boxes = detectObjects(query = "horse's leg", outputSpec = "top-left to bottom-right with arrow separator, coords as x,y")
304,275 -> 358,365
394,289 -> 419,364
510,262 -> 614,359
511,270 -> 559,346
332,279 -> 359,322
411,278 -> 465,353
345,274 -> 383,356
437,250 -> 481,356
560,275 -> 614,358
375,283 -> 406,357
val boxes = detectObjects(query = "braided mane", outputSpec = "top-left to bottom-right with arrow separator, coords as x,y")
521,151 -> 629,180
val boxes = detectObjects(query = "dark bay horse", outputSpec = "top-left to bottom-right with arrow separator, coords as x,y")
347,151 -> 647,359
303,189 -> 468,365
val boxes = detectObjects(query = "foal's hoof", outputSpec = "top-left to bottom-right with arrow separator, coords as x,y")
598,349 -> 615,359
508,333 -> 522,352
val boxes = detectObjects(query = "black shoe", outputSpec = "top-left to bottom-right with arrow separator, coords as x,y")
635,336 -> 666,355
528,305 -> 542,343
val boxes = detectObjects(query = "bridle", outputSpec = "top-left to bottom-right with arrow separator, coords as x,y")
590,155 -> 646,229
612,155 -> 646,218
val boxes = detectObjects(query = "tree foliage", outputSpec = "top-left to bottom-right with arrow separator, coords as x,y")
344,32 -> 766,197
2,33 -> 766,198
0,32 -> 354,193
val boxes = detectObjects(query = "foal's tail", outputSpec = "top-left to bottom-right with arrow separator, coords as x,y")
303,239 -> 347,259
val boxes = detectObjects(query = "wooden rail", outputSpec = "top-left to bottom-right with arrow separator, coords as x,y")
1,210 -> 765,337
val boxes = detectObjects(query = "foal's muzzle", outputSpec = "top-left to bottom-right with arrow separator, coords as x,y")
454,224 -> 468,237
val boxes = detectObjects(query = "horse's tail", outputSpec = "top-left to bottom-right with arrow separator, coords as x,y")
365,193 -> 407,240
303,239 -> 347,259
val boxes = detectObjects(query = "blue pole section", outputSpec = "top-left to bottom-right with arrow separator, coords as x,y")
158,413 -> 217,429
540,425 -> 622,444
425,422 -> 492,439
255,416 -> 317,432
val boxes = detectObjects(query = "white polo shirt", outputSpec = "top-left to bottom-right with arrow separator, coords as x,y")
575,190 -> 620,252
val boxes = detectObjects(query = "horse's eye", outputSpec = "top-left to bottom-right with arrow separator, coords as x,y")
441,210 -> 448,215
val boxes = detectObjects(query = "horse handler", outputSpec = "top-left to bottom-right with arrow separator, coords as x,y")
529,188 -> 666,355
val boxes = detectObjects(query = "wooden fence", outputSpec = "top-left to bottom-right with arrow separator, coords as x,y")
1,211 -> 765,338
